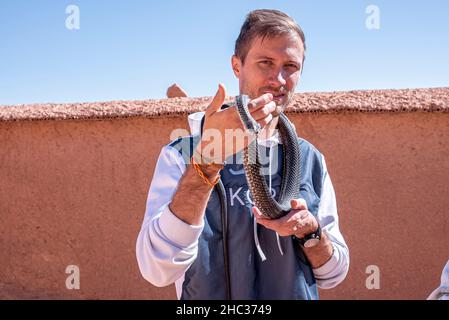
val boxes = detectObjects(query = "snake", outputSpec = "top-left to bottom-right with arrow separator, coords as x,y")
234,95 -> 301,219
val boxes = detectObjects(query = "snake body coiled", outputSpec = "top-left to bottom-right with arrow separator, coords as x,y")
235,95 -> 301,219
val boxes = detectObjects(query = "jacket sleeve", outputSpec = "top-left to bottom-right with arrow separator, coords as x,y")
312,155 -> 350,289
136,145 -> 204,287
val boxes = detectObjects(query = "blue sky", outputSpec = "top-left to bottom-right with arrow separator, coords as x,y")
0,0 -> 448,105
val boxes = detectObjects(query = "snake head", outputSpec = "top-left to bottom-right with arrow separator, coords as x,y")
236,95 -> 261,135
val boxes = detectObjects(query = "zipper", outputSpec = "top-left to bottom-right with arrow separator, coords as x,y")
216,179 -> 231,300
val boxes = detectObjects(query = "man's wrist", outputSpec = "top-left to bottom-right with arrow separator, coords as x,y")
301,232 -> 334,269
190,156 -> 222,188
199,162 -> 224,175
293,224 -> 321,248
193,147 -> 225,173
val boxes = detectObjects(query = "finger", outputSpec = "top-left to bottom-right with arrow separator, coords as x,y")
206,84 -> 226,115
292,221 -> 305,231
252,206 -> 262,217
253,208 -> 276,228
248,93 -> 274,112
254,113 -> 272,129
285,212 -> 302,227
252,207 -> 270,221
251,101 -> 276,121
291,198 -> 308,211
298,209 -> 310,220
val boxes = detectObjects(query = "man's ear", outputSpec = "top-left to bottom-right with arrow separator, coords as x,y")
231,55 -> 241,78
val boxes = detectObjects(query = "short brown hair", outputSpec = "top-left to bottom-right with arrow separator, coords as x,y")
234,9 -> 306,64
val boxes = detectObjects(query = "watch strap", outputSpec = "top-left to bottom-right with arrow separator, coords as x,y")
293,224 -> 322,246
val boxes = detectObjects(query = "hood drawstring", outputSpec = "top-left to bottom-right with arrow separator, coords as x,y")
253,216 -> 267,261
271,143 -> 284,257
253,142 -> 284,261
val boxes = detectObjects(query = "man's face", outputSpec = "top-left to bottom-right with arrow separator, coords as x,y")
232,33 -> 305,114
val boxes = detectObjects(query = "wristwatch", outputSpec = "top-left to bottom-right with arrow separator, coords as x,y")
294,225 -> 322,248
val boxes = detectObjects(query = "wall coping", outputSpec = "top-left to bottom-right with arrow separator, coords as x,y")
1,87 -> 448,122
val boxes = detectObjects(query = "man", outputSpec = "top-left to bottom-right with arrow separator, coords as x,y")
136,9 -> 349,299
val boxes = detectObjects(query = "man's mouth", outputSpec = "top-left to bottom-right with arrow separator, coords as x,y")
263,92 -> 285,99
272,94 -> 285,102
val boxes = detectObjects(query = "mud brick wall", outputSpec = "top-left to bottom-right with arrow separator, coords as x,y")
1,88 -> 448,299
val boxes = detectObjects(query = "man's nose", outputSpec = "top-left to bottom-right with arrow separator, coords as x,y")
268,69 -> 287,87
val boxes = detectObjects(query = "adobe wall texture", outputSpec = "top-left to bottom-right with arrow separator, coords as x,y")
1,88 -> 448,299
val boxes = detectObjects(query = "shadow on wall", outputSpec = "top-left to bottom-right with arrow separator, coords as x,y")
0,88 -> 448,299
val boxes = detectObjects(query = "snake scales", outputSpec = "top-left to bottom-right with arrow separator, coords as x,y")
235,95 -> 301,219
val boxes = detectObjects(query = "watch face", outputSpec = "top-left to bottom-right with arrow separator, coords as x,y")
304,238 -> 320,248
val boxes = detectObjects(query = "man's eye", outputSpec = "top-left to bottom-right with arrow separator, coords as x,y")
259,60 -> 273,66
286,64 -> 299,70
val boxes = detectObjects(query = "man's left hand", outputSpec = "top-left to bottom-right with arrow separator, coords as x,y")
252,198 -> 318,238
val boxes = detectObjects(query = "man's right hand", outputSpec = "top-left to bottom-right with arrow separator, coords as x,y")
194,84 -> 277,164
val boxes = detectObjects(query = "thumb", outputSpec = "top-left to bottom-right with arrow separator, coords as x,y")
291,198 -> 308,211
206,83 -> 226,115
